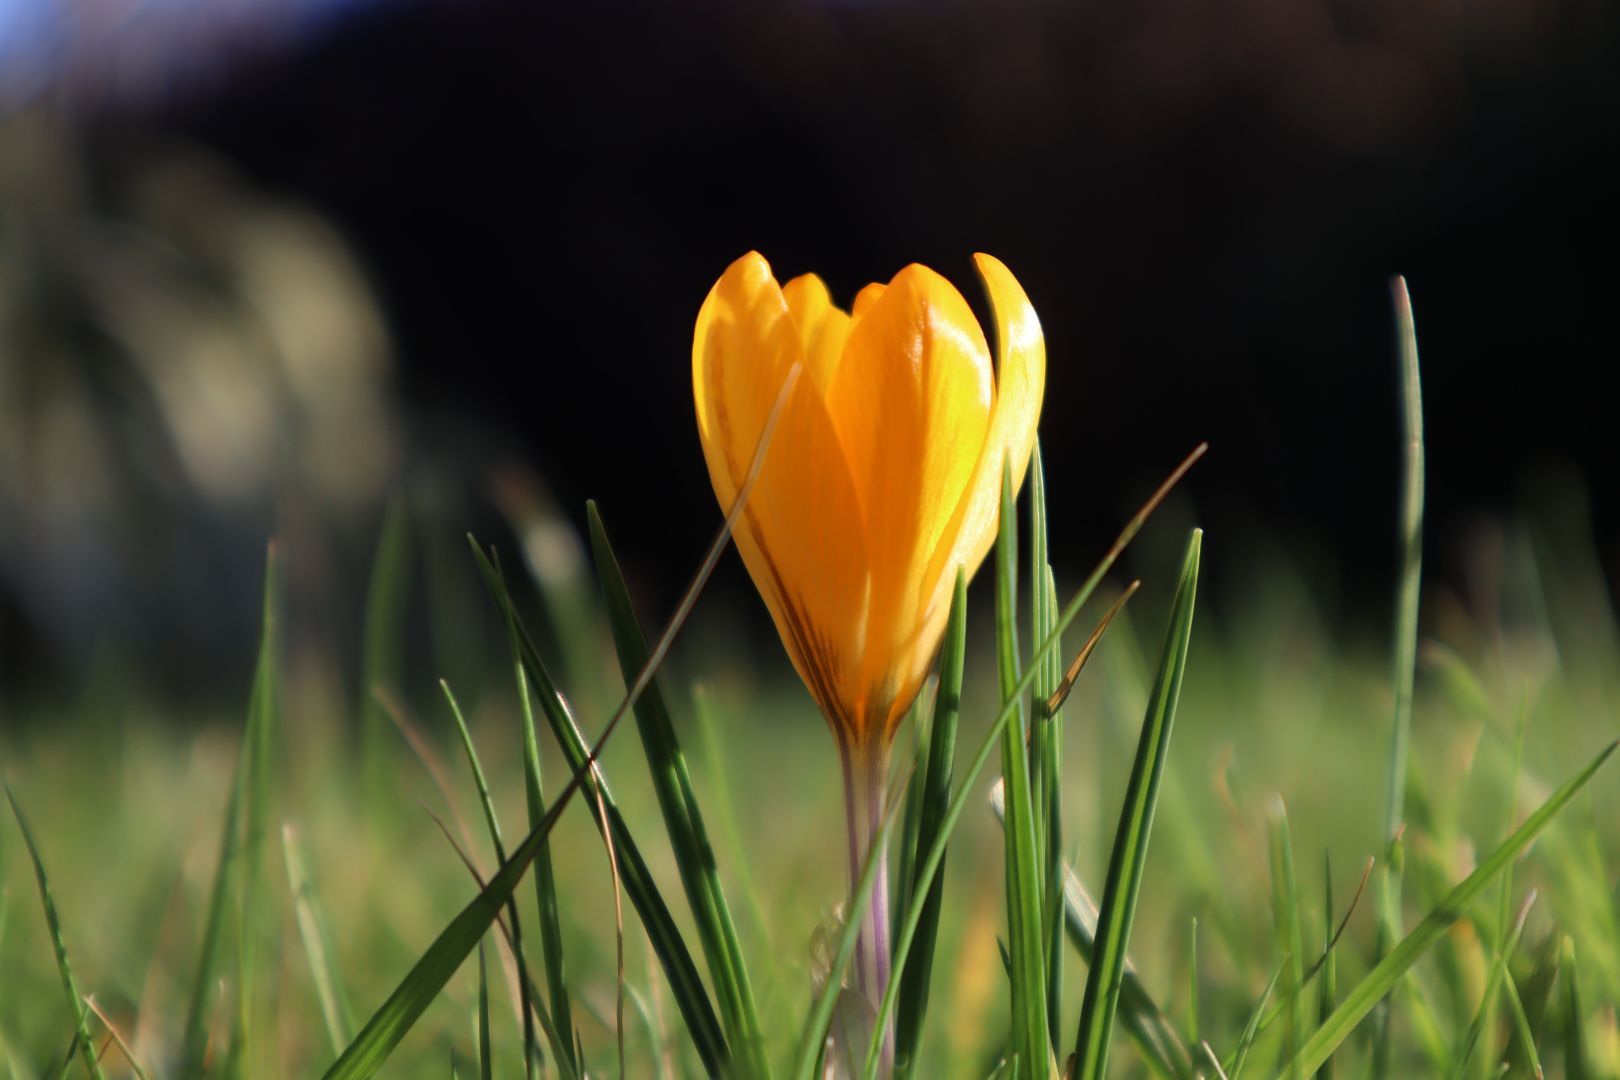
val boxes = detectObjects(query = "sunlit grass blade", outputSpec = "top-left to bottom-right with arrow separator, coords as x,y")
440,681 -> 538,1074
283,824 -> 354,1056
867,444 -> 1208,1078
991,788 -> 1195,1080
791,773 -> 908,1080
1280,740 -> 1618,1078
586,501 -> 766,1078
1071,527 -> 1202,1080
361,491 -> 413,804
893,572 -> 966,1076
997,461 -> 1052,1078
1450,893 -> 1535,1080
4,786 -> 105,1080
1029,444 -> 1064,1052
1375,273 -> 1425,1070
472,541 -> 729,1074
1268,797 -> 1308,1075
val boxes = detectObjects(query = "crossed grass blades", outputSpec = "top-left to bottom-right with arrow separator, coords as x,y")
3,279 -> 1617,1077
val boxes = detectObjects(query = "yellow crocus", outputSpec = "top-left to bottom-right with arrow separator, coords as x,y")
692,251 -> 1044,1046
693,251 -> 1045,754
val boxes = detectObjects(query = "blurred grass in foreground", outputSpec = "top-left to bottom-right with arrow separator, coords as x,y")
0,468 -> 1616,1076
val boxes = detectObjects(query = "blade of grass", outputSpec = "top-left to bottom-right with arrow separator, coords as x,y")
4,786 -> 105,1080
1268,797 -> 1308,1076
441,682 -> 539,1075
586,503 -> 766,1078
1071,528 -> 1202,1080
866,444 -> 1208,1078
476,943 -> 492,1080
361,492 -> 412,805
1316,857 -> 1336,1080
1375,274 -> 1425,1071
1189,918 -> 1199,1050
1450,892 -> 1535,1080
323,372 -> 797,1080
1228,967 -> 1283,1080
1280,740 -> 1618,1078
1562,937 -> 1587,1080
997,461 -> 1052,1078
83,997 -> 150,1080
476,545 -> 728,1073
513,662 -> 576,1074
992,787 -> 1195,1080
1030,445 -> 1065,1053
893,572 -> 967,1077
283,824 -> 354,1057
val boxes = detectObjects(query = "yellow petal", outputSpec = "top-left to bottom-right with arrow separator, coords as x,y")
693,253 -> 871,740
781,273 -> 852,396
920,253 -> 1047,613
825,263 -> 994,734
851,282 -> 886,320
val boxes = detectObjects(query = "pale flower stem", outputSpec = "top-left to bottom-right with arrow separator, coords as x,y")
841,736 -> 894,1071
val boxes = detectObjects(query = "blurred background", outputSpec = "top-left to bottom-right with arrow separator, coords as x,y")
2,0 -> 1618,699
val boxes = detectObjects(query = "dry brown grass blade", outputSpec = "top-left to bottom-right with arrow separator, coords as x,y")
84,996 -> 151,1080
1045,579 -> 1141,716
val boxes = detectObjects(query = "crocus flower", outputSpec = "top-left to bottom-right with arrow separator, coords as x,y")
692,251 -> 1045,1041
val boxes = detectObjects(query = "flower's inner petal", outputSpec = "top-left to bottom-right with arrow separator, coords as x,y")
920,253 -> 1047,619
782,273 -> 853,397
825,263 -> 993,725
851,282 -> 886,320
693,252 -> 871,737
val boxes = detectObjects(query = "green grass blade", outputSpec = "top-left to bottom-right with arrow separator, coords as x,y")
283,824 -> 354,1056
471,538 -> 730,1074
1375,275 -> 1425,1070
440,681 -> 538,1075
1280,739 -> 1618,1078
867,445 -> 1208,1077
513,661 -> 576,1073
1382,274 -> 1425,846
790,777 -> 906,1080
1316,857 -> 1335,1080
1228,967 -> 1283,1079
1450,893 -> 1534,1080
4,787 -> 105,1080
322,736 -> 601,1079
1562,937 -> 1587,1080
1071,528 -> 1202,1080
992,788 -> 1195,1080
894,572 -> 967,1076
476,942 -> 492,1080
229,543 -> 283,1079
1189,917 -> 1199,1049
1029,445 -> 1064,1052
1267,797 -> 1308,1075
997,461 -> 1052,1078
361,492 -> 413,804
586,502 -> 766,1078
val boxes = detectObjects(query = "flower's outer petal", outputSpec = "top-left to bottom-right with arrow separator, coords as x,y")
919,254 -> 1046,630
693,253 -> 871,739
782,273 -> 852,397
825,263 -> 993,737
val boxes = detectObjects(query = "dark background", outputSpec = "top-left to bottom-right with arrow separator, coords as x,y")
8,0 -> 1620,684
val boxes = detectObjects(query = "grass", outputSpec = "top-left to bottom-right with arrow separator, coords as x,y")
2,294 -> 1619,1078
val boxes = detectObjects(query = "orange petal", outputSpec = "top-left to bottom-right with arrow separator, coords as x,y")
782,273 -> 853,396
824,263 -> 994,731
693,253 -> 871,738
